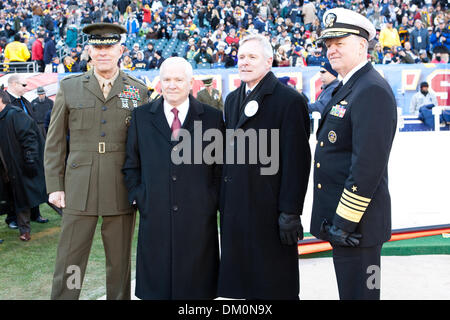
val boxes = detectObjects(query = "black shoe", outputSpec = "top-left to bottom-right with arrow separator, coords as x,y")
33,216 -> 49,223
8,221 -> 18,229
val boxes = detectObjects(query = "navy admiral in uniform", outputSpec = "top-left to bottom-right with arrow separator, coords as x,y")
310,8 -> 397,300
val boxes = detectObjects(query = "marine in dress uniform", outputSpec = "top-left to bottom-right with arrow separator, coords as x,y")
196,78 -> 224,111
44,23 -> 149,300
310,8 -> 397,300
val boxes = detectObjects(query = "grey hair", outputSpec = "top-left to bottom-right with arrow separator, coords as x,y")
7,74 -> 21,85
160,57 -> 193,79
240,33 -> 274,59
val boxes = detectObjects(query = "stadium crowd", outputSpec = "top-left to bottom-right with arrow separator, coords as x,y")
0,0 -> 448,72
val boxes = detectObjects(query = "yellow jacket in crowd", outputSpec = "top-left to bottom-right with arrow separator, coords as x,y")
4,41 -> 31,62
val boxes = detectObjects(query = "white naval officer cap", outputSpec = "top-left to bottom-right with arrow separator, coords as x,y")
319,8 -> 376,41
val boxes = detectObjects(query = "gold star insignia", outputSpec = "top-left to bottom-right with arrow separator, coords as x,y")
352,185 -> 358,192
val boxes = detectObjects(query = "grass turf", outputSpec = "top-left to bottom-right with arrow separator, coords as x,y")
0,204 -> 139,300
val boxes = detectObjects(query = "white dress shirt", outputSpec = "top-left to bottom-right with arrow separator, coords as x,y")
164,98 -> 190,127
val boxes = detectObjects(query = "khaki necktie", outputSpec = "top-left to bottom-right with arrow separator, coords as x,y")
102,81 -> 112,99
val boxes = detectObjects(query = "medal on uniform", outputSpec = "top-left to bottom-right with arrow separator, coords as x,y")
120,98 -> 130,109
244,100 -> 258,117
328,130 -> 337,143
125,115 -> 132,127
119,85 -> 141,109
330,103 -> 347,118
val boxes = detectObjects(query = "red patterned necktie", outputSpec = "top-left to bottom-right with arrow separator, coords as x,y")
171,107 -> 181,138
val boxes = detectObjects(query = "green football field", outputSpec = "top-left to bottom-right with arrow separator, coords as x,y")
0,204 -> 449,299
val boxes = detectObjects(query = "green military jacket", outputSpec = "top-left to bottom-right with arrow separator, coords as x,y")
44,69 -> 149,216
196,88 -> 224,111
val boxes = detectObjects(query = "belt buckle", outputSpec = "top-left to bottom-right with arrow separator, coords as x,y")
98,142 -> 106,154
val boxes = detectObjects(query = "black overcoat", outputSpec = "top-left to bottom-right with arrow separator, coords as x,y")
0,105 -> 47,214
122,95 -> 224,300
309,62 -> 397,247
218,72 -> 311,299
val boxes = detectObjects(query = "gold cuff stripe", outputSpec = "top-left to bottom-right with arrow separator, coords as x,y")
341,193 -> 369,208
336,202 -> 364,223
340,197 -> 367,212
343,188 -> 371,203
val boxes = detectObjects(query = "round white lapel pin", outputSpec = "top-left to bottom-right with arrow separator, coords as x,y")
244,100 -> 259,117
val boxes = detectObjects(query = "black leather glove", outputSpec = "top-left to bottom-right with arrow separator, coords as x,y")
320,220 -> 362,247
278,212 -> 303,245
23,160 -> 38,178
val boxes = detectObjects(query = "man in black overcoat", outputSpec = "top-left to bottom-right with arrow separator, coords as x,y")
218,34 -> 311,300
5,75 -> 49,225
310,8 -> 397,300
0,91 -> 47,241
122,57 -> 224,300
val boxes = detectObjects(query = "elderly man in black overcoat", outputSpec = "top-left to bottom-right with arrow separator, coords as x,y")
122,57 -> 224,300
218,34 -> 311,300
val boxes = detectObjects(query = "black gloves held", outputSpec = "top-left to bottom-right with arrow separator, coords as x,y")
279,212 -> 303,246
23,160 -> 38,178
320,220 -> 362,247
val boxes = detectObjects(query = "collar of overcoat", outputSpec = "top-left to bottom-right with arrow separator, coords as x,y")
148,94 -> 205,144
233,71 -> 278,130
317,62 -> 373,135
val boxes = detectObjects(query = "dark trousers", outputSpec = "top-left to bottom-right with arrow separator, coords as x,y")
6,206 -> 40,224
332,244 -> 382,300
17,208 -> 31,235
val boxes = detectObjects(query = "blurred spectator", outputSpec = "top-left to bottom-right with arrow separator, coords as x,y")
225,47 -> 238,68
302,0 -> 317,31
275,46 -> 290,67
43,33 -> 56,69
370,42 -> 385,64
430,19 -> 450,52
430,46 -> 449,63
410,20 -> 430,54
186,44 -> 198,61
3,34 -> 31,72
194,43 -> 213,64
63,55 -> 80,73
31,86 -> 53,139
148,50 -> 165,69
398,16 -> 411,46
379,19 -> 401,50
121,54 -> 135,70
144,42 -> 155,61
45,56 -> 64,73
410,82 -> 438,115
308,61 -> 339,115
133,51 -> 149,70
396,45 -> 415,64
31,33 -> 45,72
289,46 -> 307,67
65,24 -> 78,49
306,48 -> 326,66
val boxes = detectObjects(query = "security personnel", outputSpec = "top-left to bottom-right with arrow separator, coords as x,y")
31,86 -> 54,139
44,23 -> 148,300
309,8 -> 397,300
196,77 -> 224,111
